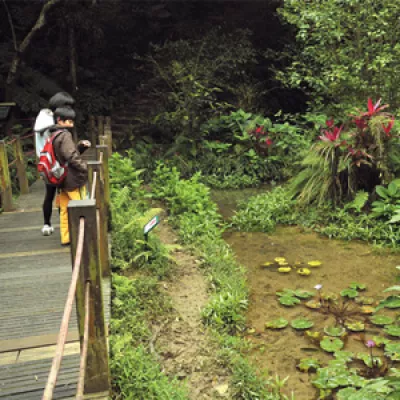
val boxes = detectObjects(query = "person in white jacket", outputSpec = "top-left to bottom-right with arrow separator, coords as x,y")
34,92 -> 75,235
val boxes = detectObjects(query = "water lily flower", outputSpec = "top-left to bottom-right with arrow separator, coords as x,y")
314,284 -> 323,291
382,117 -> 395,137
366,340 -> 376,348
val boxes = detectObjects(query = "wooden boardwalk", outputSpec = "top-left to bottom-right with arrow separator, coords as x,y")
0,181 -> 110,399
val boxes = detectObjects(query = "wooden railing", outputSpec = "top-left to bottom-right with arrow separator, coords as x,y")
42,131 -> 112,399
0,133 -> 34,211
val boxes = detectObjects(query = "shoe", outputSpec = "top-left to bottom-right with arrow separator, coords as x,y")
41,224 -> 54,236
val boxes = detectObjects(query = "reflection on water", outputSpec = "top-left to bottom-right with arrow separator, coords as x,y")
211,185 -> 270,220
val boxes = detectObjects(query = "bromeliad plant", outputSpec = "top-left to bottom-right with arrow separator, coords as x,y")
291,98 -> 398,206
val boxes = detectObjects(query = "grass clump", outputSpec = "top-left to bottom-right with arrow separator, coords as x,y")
109,154 -> 188,399
232,186 -> 400,249
110,276 -> 188,400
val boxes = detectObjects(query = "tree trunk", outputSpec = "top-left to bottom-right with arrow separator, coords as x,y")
68,24 -> 78,95
5,0 -> 62,101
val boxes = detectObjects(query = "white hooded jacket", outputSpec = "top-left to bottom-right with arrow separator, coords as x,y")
34,109 -> 55,157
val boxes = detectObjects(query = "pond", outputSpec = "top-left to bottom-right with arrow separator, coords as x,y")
212,189 -> 400,399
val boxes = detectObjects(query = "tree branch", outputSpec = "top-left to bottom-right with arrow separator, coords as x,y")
2,0 -> 17,51
6,0 -> 63,85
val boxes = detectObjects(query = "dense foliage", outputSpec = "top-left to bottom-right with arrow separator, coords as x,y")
278,0 -> 400,111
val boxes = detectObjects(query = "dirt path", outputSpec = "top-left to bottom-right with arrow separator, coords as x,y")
154,222 -> 231,399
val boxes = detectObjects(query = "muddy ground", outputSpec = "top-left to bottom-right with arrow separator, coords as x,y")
154,222 -> 231,399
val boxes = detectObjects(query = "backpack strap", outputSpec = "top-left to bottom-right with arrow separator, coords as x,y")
49,129 -> 67,165
50,129 -> 66,142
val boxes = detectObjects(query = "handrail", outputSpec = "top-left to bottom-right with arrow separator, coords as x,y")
42,217 -> 85,400
76,281 -> 91,400
90,171 -> 97,200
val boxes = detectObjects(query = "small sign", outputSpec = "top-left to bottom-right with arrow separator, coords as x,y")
0,106 -> 11,120
144,215 -> 160,235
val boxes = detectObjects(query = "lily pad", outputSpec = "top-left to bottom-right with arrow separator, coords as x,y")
324,326 -> 346,337
320,337 -> 344,353
349,282 -> 366,291
334,351 -> 354,363
307,260 -> 322,267
370,315 -> 394,326
294,290 -> 315,299
382,296 -> 400,309
278,261 -> 289,266
278,295 -> 300,307
337,388 -> 357,399
355,296 -> 375,305
305,300 -> 322,309
274,257 -> 286,263
262,261 -> 274,267
278,267 -> 291,273
276,289 -> 296,297
345,320 -> 365,332
357,352 -> 383,368
360,306 -> 375,314
291,318 -> 314,330
372,336 -> 392,348
297,358 -> 320,372
384,343 -> 400,361
297,268 -> 311,276
305,330 -> 322,341
384,325 -> 400,337
340,288 -> 359,298
265,317 -> 289,330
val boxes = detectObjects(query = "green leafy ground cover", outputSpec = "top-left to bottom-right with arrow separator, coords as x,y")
231,186 -> 400,250
109,155 -> 189,399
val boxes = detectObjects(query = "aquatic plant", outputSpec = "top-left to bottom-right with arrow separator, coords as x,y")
265,318 -> 289,330
370,315 -> 394,326
297,358 -> 320,373
320,337 -> 344,353
291,318 -> 314,330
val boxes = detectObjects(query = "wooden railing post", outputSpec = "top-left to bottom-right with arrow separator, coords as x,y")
0,141 -> 13,211
95,145 -> 110,223
13,137 -> 29,195
88,161 -> 110,277
104,117 -> 112,156
97,116 -> 104,139
89,115 -> 96,148
68,199 -> 110,395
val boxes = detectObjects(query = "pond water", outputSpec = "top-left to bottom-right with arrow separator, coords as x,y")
212,189 -> 400,399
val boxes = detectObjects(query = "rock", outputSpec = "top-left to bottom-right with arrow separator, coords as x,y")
214,383 -> 229,396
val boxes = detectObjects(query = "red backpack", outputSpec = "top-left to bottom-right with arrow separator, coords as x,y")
37,130 -> 68,186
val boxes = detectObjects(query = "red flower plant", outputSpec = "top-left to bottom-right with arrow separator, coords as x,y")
326,119 -> 335,128
363,98 -> 389,117
382,118 -> 395,137
265,138 -> 273,146
319,125 -> 344,143
354,118 -> 367,130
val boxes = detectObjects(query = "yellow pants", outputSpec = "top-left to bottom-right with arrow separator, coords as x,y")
59,186 -> 87,244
